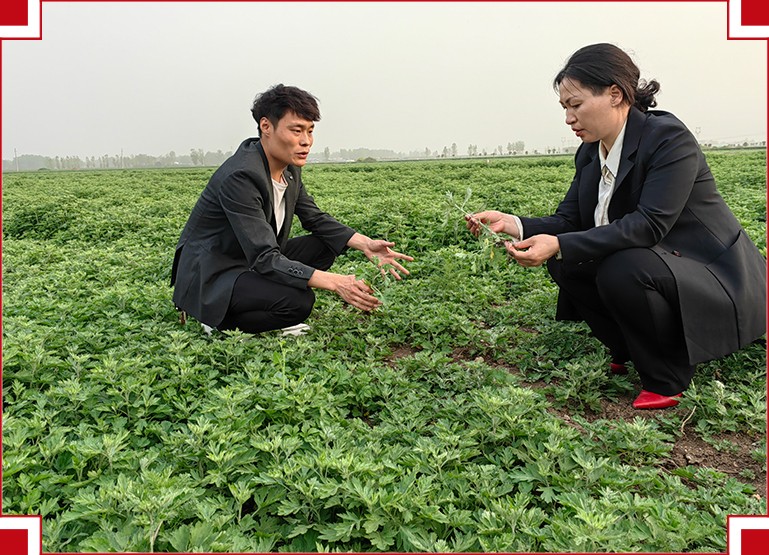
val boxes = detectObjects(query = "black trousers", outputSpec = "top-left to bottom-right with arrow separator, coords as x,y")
547,248 -> 695,396
218,236 -> 337,334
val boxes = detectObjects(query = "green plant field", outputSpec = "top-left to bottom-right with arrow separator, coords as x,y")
2,151 -> 766,552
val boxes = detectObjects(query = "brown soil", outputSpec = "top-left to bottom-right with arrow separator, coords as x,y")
385,344 -> 421,363
441,346 -> 767,498
559,392 -> 766,498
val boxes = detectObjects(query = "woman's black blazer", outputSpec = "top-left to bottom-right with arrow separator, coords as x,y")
520,107 -> 766,364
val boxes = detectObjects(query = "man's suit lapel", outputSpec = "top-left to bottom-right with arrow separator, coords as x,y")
256,141 -> 301,246
256,141 -> 279,234
279,169 -> 300,244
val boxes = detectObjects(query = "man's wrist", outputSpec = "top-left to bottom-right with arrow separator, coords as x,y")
347,232 -> 372,254
308,269 -> 336,292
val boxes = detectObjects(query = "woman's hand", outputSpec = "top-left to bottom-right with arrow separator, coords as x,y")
506,234 -> 560,267
465,210 -> 520,238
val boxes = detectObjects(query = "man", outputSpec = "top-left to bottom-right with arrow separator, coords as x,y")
171,84 -> 412,334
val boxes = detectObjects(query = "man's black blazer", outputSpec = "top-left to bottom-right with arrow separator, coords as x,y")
171,138 -> 355,327
520,107 -> 766,364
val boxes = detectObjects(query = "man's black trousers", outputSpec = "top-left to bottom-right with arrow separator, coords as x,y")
219,236 -> 337,334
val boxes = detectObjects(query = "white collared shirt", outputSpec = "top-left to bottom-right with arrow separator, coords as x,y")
594,121 -> 627,226
511,120 -> 629,242
272,175 -> 289,234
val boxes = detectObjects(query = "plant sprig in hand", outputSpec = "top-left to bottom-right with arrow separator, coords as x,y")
445,188 -> 510,260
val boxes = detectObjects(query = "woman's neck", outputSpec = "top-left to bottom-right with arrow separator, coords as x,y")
601,107 -> 630,156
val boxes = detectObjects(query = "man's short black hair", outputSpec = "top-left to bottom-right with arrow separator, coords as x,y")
251,84 -> 321,136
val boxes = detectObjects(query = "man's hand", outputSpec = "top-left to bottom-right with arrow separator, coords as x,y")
465,210 -> 520,238
308,270 -> 381,311
347,233 -> 414,279
506,234 -> 560,267
333,274 -> 381,312
361,239 -> 413,279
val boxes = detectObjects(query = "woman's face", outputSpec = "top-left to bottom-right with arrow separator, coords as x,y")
558,78 -> 626,148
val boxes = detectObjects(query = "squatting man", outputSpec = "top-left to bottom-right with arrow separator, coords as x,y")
171,84 -> 413,336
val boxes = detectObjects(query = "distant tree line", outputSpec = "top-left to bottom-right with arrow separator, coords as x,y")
400,141 -> 529,160
0,141 -> 547,171
318,142 -> 532,162
328,148 -> 406,162
7,139 -> 761,172
2,149 -> 233,173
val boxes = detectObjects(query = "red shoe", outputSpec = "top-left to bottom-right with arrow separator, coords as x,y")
609,362 -> 628,375
632,390 -> 682,409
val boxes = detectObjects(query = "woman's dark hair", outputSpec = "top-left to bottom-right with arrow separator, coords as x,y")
553,43 -> 660,112
251,84 -> 321,135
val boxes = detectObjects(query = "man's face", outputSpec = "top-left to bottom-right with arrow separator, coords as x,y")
260,111 -> 314,169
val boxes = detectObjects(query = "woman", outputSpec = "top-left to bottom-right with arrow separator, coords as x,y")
467,43 -> 766,409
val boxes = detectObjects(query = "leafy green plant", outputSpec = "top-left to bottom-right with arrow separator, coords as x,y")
445,187 -> 510,264
2,153 -> 765,552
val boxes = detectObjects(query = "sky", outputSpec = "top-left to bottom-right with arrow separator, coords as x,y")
1,2 -> 767,160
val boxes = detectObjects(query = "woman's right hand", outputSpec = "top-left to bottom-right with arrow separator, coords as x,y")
465,210 -> 519,237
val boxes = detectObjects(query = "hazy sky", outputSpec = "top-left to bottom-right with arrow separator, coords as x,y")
2,2 -> 766,159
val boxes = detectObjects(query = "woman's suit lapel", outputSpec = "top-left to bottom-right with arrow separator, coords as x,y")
577,107 -> 647,227
577,148 -> 601,228
614,107 -> 645,195
606,107 -> 647,222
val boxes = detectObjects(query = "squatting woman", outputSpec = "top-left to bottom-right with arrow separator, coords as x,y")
467,43 -> 766,409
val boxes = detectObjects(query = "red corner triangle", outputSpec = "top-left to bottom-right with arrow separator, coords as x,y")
741,0 -> 769,26
0,0 -> 28,26
742,529 -> 769,555
0,529 -> 28,555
